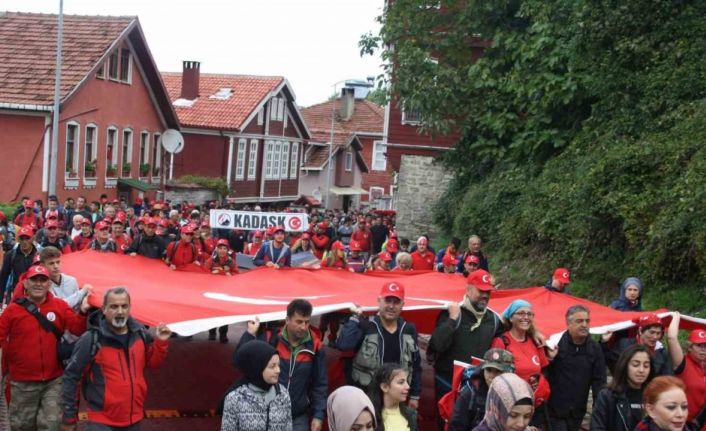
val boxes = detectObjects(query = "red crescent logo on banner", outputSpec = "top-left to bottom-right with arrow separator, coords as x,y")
531,355 -> 540,366
288,217 -> 301,230
482,275 -> 490,283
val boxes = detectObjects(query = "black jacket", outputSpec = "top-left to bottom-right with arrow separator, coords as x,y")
0,244 -> 38,296
547,332 -> 606,419
590,388 -> 641,431
126,234 -> 166,259
449,367 -> 488,431
602,337 -> 672,377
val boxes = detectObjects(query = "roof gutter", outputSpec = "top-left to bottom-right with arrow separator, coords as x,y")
0,102 -> 52,112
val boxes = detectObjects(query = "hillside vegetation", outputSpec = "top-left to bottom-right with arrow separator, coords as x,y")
363,0 -> 706,314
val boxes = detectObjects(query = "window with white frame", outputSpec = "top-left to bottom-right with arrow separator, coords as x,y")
273,141 -> 282,179
106,127 -> 118,175
248,139 -> 259,180
264,140 -> 274,179
65,123 -> 79,173
108,51 -> 119,80
270,99 -> 278,121
119,48 -> 131,83
280,141 -> 290,179
269,97 -> 285,121
121,129 -> 133,175
139,131 -> 149,167
370,186 -> 385,200
372,140 -> 387,171
401,106 -> 422,125
235,138 -> 246,180
289,142 -> 299,178
84,124 -> 97,174
345,151 -> 353,171
152,133 -> 161,176
257,107 -> 264,126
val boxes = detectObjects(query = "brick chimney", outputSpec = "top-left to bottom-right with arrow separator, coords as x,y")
339,87 -> 355,121
181,61 -> 200,100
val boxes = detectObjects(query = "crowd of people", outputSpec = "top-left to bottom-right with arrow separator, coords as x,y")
0,194 -> 704,431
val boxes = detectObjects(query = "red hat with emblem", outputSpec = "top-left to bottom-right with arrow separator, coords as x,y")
465,254 -> 480,265
254,230 -> 264,239
95,220 -> 110,231
634,313 -> 663,330
331,240 -> 345,251
688,329 -> 706,344
380,281 -> 405,300
45,219 -> 59,229
216,239 -> 229,248
378,251 -> 393,262
18,226 -> 34,238
273,225 -> 286,234
442,253 -> 456,267
113,212 -> 126,224
146,217 -> 158,226
181,224 -> 195,234
386,240 -> 399,253
26,265 -> 50,279
80,217 -> 92,226
553,268 -> 571,284
45,210 -> 59,220
23,199 -> 34,209
467,269 -> 495,292
349,240 -> 362,251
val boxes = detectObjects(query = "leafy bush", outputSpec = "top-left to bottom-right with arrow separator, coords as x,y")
176,175 -> 229,198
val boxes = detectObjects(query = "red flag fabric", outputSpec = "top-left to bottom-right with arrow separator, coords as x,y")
61,250 -> 706,337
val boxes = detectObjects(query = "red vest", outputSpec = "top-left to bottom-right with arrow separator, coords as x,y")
677,354 -> 706,426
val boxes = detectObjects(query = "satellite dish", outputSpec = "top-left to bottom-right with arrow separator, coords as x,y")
161,129 -> 184,154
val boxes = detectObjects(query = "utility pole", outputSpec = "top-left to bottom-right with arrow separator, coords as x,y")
48,0 -> 64,196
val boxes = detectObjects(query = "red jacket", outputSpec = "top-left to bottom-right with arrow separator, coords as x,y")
61,313 -> 168,427
311,234 -> 330,259
410,250 -> 435,270
165,240 -> 199,267
0,292 -> 87,381
113,233 -> 132,254
14,211 -> 42,228
72,234 -> 92,251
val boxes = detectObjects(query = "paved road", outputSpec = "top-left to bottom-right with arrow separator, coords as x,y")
74,321 -> 439,431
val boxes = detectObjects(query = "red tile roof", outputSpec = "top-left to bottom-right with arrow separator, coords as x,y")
301,98 -> 383,169
0,12 -> 134,106
161,73 -> 284,130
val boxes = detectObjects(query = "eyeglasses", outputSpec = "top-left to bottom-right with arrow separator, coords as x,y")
513,311 -> 535,319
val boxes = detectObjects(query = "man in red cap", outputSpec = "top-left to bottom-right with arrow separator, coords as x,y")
410,236 -> 435,270
205,239 -> 237,342
13,199 -> 42,228
165,225 -> 200,269
337,281 -> 422,409
127,218 -> 166,259
602,312 -> 671,376
111,213 -> 132,254
0,265 -> 89,430
245,230 -> 264,256
347,240 -> 367,273
462,254 -> 481,276
39,220 -> 73,254
370,251 -> 392,271
440,253 -> 458,274
71,218 -> 93,251
310,222 -> 330,260
429,269 -> 503,410
254,226 -> 291,268
350,220 -> 372,259
87,221 -> 117,253
0,226 -> 38,301
545,267 -> 571,293
666,313 -> 706,429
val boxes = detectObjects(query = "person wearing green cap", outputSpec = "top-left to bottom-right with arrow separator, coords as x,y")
449,348 -> 516,431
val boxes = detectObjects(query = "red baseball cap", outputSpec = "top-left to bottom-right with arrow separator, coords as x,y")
266,226 -> 276,236
301,232 -> 311,240
387,240 -> 399,253
18,226 -> 34,238
113,213 -> 126,224
390,232 -> 398,240
416,236 -> 428,245
688,329 -> 706,344
317,222 -> 327,230
380,281 -> 405,300
159,219 -> 169,228
181,224 -> 194,234
23,199 -> 33,208
26,265 -> 50,279
45,210 -> 58,219
273,225 -> 286,234
634,313 -> 663,330
465,255 -> 480,265
349,240 -> 361,251
467,269 -> 495,292
378,251 -> 393,262
331,240 -> 345,251
216,239 -> 229,247
254,230 -> 264,239
146,217 -> 158,227
553,268 -> 571,284
45,219 -> 59,229
80,217 -> 92,226
442,254 -> 456,267
95,221 -> 110,231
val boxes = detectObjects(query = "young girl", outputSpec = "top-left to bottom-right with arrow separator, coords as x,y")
221,340 -> 292,431
369,363 -> 417,431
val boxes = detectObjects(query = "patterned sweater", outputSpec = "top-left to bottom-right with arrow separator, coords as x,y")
221,384 -> 292,431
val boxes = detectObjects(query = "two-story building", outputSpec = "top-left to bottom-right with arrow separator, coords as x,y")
0,12 -> 180,203
301,87 -> 393,210
161,62 -> 310,206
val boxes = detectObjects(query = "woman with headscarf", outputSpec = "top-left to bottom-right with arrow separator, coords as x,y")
610,277 -> 643,312
327,386 -> 377,431
491,300 -> 555,423
472,373 -> 536,431
221,340 -> 292,431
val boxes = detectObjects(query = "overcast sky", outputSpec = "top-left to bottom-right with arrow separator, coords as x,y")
4,0 -> 384,107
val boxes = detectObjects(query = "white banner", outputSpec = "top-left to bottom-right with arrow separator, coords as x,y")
209,210 -> 308,232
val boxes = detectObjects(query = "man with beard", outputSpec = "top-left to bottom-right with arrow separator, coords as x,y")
337,281 -> 422,409
253,225 -> 291,268
126,218 -> 166,259
429,269 -> 502,409
60,287 -> 171,431
39,220 -> 73,254
546,305 -> 606,431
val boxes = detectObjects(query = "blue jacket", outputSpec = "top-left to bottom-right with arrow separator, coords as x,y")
253,242 -> 291,267
337,314 -> 422,399
236,329 -> 327,420
609,277 -> 643,312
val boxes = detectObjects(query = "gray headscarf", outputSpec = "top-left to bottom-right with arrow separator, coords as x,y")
482,373 -> 535,431
327,386 -> 376,431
